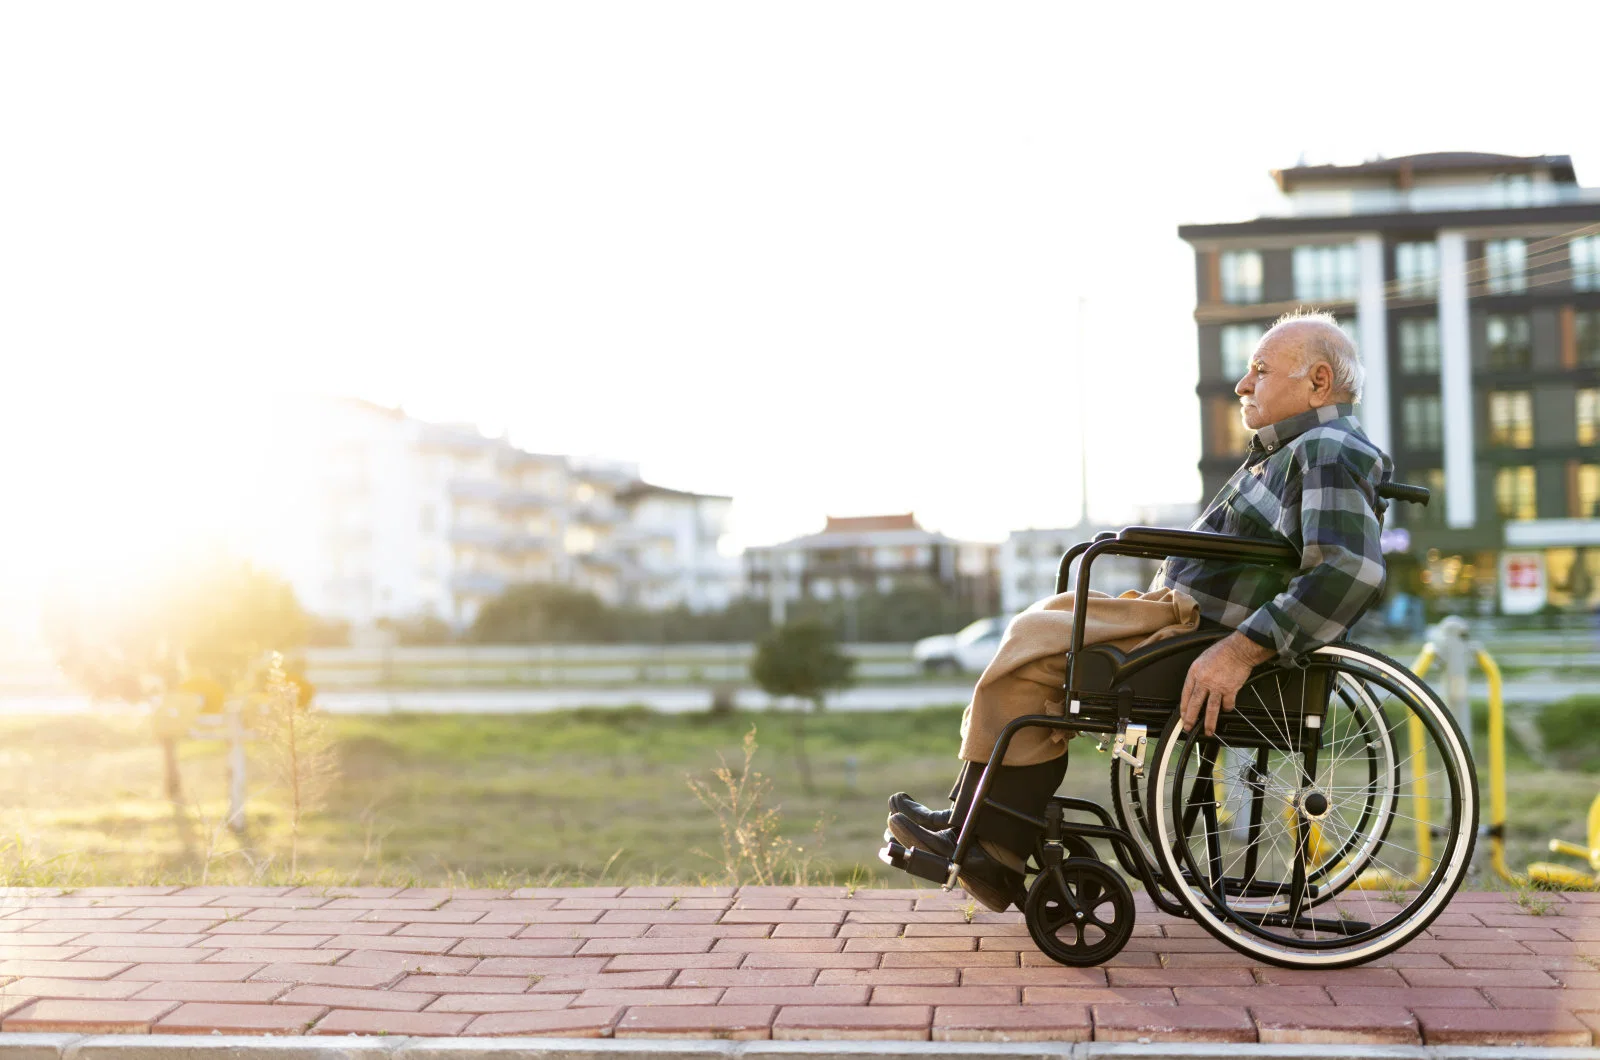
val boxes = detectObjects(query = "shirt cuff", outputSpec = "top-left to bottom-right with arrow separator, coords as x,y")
1236,605 -> 1292,659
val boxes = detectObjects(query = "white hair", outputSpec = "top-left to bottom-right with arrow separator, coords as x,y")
1269,309 -> 1364,403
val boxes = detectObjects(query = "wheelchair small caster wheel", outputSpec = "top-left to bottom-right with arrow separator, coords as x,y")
1024,856 -> 1135,967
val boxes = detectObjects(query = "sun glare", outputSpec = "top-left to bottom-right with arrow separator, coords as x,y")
2,391 -> 325,643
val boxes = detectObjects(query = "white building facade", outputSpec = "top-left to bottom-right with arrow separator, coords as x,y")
743,514 -> 998,617
294,399 -> 737,629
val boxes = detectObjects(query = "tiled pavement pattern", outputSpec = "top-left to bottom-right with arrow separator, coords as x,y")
0,887 -> 1591,1045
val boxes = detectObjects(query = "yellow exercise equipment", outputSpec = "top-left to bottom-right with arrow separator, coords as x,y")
1525,792 -> 1600,891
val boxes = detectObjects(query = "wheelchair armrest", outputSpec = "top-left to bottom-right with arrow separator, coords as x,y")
1055,531 -> 1120,595
1116,526 -> 1299,568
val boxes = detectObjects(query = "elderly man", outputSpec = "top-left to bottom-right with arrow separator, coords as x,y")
886,309 -> 1393,911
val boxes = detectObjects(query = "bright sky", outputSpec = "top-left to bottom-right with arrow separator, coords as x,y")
4,1 -> 1598,616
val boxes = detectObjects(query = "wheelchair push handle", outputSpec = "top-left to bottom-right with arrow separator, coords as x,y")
1377,482 -> 1430,506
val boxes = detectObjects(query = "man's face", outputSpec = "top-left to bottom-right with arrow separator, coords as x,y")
1234,329 -> 1316,432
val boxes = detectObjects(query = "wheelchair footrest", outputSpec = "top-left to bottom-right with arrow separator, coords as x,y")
879,840 -> 954,885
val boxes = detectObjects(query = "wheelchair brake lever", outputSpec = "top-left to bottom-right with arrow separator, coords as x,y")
1111,723 -> 1149,778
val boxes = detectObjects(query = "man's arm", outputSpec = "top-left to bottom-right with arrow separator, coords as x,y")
1180,456 -> 1384,735
1180,630 -> 1272,736
1233,456 -> 1386,659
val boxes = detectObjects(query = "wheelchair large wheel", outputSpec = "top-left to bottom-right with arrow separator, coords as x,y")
1111,745 -> 1163,878
1146,644 -> 1476,968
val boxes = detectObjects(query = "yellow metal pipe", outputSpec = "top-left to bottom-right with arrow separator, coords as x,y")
1476,648 -> 1523,886
1409,646 -> 1436,876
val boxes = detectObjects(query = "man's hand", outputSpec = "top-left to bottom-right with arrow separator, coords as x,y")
1180,631 -> 1275,737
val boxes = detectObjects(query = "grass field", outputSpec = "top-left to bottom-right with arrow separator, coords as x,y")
0,701 -> 1593,890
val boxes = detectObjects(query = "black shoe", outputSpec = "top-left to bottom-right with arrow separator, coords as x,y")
886,814 -> 1025,913
955,844 -> 1028,913
887,813 -> 956,858
887,792 -> 954,830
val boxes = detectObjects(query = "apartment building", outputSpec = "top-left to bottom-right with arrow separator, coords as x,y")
298,399 -> 737,628
613,481 -> 737,612
743,514 -> 998,615
1180,152 -> 1600,613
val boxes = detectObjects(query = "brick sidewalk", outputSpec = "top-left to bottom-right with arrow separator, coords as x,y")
0,886 -> 1591,1046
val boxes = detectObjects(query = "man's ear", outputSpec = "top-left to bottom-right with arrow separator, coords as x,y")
1307,360 -> 1336,406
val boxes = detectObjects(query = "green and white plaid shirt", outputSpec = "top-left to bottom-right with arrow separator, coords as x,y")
1154,403 -> 1393,660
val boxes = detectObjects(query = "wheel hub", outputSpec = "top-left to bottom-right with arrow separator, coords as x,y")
1298,788 -> 1330,820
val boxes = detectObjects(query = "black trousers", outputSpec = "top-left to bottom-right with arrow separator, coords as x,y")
943,617 -> 1228,859
945,751 -> 1069,860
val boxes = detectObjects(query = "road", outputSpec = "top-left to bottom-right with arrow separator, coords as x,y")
0,675 -> 1591,716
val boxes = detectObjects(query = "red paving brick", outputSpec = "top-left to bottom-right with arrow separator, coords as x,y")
934,1004 -> 1091,1042
1414,1006 -> 1594,1046
773,1004 -> 932,1040
1252,1005 -> 1420,1045
3,998 -> 178,1033
311,1008 -> 474,1036
130,981 -> 290,1003
0,886 -> 1582,1044
464,1005 -> 624,1037
0,977 -> 147,999
424,993 -> 578,1013
278,985 -> 435,1011
1093,1003 -> 1257,1043
154,1001 -> 328,1035
615,1004 -> 776,1039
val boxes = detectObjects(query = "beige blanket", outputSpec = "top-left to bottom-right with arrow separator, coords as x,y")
957,587 -> 1200,766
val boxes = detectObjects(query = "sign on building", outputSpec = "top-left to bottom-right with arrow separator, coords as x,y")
1498,550 -> 1547,615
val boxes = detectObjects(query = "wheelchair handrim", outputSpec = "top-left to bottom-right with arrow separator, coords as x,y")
1149,645 -> 1477,966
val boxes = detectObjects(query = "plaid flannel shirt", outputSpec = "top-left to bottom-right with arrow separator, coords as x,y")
1153,403 -> 1392,661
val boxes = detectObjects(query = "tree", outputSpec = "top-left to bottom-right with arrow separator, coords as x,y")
749,620 -> 856,794
468,582 -> 620,643
43,556 -> 310,821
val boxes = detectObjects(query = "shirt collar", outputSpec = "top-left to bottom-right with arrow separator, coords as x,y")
1251,403 -> 1358,454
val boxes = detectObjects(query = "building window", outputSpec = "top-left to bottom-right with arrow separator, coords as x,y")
1293,244 -> 1359,302
1220,323 -> 1264,380
1220,251 -> 1263,304
1495,466 -> 1537,521
1395,241 -> 1439,298
1487,391 -> 1534,448
1572,235 -> 1600,292
1486,313 -> 1532,370
1580,389 -> 1600,446
1577,310 -> 1600,368
1577,464 -> 1600,518
1484,238 -> 1528,294
1402,395 -> 1443,450
1398,317 -> 1440,374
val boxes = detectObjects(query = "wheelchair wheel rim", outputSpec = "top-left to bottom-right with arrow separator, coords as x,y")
1147,645 -> 1476,966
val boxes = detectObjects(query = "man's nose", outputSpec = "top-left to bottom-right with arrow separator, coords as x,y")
1235,375 -> 1252,397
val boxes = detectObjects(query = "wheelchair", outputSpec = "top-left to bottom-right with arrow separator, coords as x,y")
881,482 -> 1479,970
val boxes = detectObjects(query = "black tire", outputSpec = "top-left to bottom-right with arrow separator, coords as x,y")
1023,857 -> 1135,967
1145,643 -> 1477,968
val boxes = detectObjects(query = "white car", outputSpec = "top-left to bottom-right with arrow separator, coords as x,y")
912,615 -> 1013,675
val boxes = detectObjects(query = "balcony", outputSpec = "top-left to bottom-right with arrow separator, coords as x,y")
502,489 -> 555,511
503,532 -> 555,553
447,479 -> 504,502
1263,182 -> 1600,220
570,504 -> 619,525
448,525 -> 507,548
